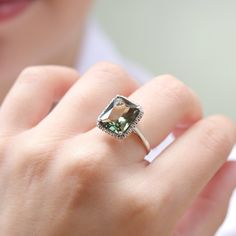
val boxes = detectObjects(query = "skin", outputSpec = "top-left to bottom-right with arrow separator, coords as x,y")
0,64 -> 235,236
0,0 -> 91,103
0,1 -> 236,236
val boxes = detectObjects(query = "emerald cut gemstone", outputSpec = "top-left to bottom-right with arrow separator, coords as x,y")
97,95 -> 143,139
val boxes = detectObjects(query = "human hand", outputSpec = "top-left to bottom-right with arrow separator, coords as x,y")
0,63 -> 235,236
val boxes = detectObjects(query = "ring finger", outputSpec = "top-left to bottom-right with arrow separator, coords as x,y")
90,75 -> 202,164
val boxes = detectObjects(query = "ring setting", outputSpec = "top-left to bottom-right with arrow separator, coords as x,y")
97,95 -> 151,154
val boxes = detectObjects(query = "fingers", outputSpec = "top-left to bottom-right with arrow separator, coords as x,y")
39,62 -> 138,135
0,66 -> 79,134
148,115 -> 236,217
90,75 -> 202,163
175,161 -> 236,236
129,75 -> 202,147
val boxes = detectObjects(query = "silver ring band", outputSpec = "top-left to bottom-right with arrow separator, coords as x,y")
133,127 -> 151,154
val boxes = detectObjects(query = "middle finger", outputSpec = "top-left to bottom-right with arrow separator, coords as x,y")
38,62 -> 138,136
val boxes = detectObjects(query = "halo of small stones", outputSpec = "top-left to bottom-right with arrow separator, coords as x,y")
97,101 -> 144,140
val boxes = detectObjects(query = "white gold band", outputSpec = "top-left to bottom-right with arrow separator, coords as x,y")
134,127 -> 151,155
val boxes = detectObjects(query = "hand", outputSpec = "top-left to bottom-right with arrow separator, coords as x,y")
0,63 -> 235,236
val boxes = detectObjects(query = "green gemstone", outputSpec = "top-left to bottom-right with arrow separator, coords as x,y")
98,96 -> 142,138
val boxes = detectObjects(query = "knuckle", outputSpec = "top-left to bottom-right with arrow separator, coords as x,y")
56,140 -> 111,205
157,75 -> 194,106
158,185 -> 176,211
158,74 -> 177,82
200,115 -> 236,156
90,61 -> 134,87
18,66 -> 45,83
64,154 -> 103,183
93,61 -> 124,74
59,139 -> 110,184
119,180 -> 154,220
122,191 -> 154,220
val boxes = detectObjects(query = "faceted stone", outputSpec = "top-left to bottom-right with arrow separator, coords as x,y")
98,96 -> 143,138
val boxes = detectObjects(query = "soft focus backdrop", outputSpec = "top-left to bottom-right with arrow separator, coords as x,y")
94,0 -> 236,121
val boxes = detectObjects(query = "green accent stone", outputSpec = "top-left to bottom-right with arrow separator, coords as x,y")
98,96 -> 141,137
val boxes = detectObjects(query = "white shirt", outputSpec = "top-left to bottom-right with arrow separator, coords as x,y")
77,19 -> 236,236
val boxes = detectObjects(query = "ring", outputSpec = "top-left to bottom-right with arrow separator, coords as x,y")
97,95 -> 151,154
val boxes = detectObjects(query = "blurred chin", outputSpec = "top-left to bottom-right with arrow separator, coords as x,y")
0,0 -> 36,24
0,0 -> 92,83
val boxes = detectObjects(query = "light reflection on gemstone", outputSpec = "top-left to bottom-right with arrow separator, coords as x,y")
97,96 -> 143,139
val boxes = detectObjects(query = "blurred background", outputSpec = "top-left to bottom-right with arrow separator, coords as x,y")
94,0 -> 236,121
